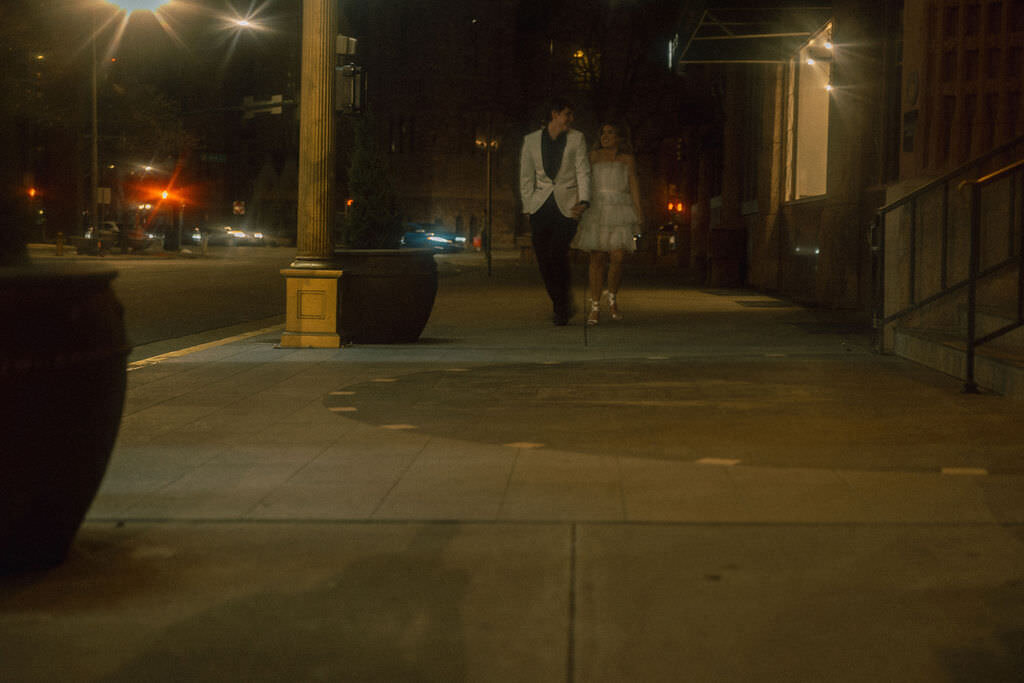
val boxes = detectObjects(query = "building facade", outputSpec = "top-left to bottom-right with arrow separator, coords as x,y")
343,0 -> 694,250
344,0 -> 528,247
674,0 -> 1023,311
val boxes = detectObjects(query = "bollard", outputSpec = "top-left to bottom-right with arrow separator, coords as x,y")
56,232 -> 64,256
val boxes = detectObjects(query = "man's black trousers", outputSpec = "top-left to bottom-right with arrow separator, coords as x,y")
530,195 -> 578,320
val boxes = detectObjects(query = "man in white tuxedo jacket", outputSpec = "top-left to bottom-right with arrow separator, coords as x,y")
519,98 -> 592,325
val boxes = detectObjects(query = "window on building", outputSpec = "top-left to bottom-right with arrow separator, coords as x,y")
878,3 -> 904,183
571,48 -> 599,90
742,73 -> 763,206
786,23 -> 832,200
388,116 -> 415,154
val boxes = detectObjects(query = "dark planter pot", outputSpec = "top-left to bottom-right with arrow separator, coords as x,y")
334,248 -> 437,343
0,265 -> 129,573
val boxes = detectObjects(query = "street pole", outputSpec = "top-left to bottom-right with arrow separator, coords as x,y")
177,202 -> 184,249
476,134 -> 499,276
90,7 -> 99,235
485,144 -> 492,276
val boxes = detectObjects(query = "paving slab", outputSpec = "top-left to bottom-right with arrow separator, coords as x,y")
4,254 -> 1024,680
574,523 -> 1024,683
0,523 -> 571,682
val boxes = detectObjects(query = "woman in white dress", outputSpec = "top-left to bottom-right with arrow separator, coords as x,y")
572,122 -> 643,325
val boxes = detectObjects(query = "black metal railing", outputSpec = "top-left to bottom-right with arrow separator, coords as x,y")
872,134 -> 1024,392
960,157 -> 1024,391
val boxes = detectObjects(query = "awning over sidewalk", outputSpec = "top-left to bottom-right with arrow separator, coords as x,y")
675,1 -> 832,65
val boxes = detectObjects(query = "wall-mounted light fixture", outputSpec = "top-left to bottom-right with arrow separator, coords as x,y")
335,35 -> 365,114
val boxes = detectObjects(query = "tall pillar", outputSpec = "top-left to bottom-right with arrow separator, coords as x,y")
295,0 -> 336,267
280,0 -> 341,348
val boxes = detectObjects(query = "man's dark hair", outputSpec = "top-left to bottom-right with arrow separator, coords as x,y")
544,96 -> 574,123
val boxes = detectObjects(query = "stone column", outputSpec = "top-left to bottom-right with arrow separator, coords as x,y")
294,0 -> 336,267
280,0 -> 341,348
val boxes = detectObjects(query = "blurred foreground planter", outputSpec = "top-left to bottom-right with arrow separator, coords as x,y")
335,248 -> 437,343
0,265 -> 129,573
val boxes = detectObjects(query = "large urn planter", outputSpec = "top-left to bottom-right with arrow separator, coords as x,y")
334,248 -> 437,343
0,265 -> 129,573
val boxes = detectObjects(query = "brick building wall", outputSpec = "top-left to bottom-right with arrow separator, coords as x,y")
346,0 -> 526,248
903,0 -> 1024,178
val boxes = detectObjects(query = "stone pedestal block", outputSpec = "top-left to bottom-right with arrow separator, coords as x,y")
280,268 -> 343,348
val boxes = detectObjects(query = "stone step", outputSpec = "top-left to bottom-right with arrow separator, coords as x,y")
893,326 -> 1024,399
956,304 -> 1024,349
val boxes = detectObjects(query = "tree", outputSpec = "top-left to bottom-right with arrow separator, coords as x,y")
342,116 -> 404,249
515,0 -> 694,155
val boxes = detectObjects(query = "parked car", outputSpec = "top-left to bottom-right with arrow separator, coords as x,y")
259,231 -> 295,247
74,221 -> 157,254
400,223 -> 467,252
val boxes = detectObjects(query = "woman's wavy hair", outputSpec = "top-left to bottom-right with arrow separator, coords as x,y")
592,121 -> 633,154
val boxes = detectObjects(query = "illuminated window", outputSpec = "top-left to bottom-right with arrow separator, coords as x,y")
571,48 -> 600,90
786,23 -> 832,200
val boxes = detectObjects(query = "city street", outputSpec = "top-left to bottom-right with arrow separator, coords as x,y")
29,245 -> 294,361
5,0 -> 1022,678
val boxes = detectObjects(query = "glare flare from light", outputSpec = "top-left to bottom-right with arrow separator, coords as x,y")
103,1 -> 171,14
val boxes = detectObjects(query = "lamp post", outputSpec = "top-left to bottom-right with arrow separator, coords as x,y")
90,7 -> 99,236
89,1 -> 171,235
475,133 -> 500,276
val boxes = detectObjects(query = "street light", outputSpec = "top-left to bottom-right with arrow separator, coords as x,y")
88,1 -> 171,238
475,133 -> 500,276
106,1 -> 171,12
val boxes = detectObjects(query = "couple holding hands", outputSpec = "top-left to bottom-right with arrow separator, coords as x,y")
519,97 -> 643,326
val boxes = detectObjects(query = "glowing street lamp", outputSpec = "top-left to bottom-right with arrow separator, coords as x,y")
103,1 -> 171,13
221,12 -> 268,36
88,1 -> 171,237
475,133 -> 501,276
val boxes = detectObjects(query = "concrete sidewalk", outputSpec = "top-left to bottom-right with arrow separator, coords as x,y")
3,252 -> 1023,682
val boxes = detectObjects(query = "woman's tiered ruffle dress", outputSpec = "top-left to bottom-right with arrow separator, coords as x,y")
572,161 -> 638,252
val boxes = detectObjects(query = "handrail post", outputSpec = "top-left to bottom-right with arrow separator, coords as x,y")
940,182 -> 949,290
1014,169 -> 1023,326
963,181 -> 981,393
909,199 -> 917,305
871,213 -> 883,352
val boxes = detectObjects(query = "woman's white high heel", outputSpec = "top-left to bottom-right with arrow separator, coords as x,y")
587,298 -> 600,326
606,291 -> 623,321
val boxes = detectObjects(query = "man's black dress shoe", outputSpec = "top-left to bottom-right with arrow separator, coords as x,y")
553,304 -> 575,326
